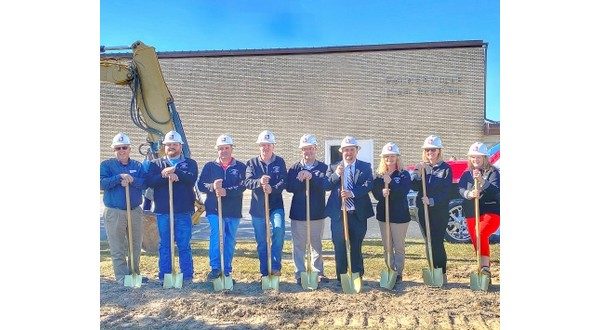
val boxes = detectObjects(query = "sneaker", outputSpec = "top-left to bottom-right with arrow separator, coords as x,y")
319,275 -> 330,283
296,278 -> 302,286
141,276 -> 149,285
271,270 -> 281,276
207,269 -> 221,281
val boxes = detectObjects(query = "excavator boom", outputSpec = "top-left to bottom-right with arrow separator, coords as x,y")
100,41 -> 190,158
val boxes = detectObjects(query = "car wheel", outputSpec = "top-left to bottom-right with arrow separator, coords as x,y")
445,199 -> 471,243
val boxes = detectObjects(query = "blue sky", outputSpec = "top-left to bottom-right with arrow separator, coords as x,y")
101,0 -> 500,121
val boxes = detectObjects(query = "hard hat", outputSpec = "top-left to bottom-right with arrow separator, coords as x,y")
256,130 -> 276,144
467,142 -> 489,156
298,134 -> 317,148
338,136 -> 361,152
111,132 -> 131,148
163,130 -> 184,144
422,135 -> 443,149
381,142 -> 400,156
215,134 -> 234,149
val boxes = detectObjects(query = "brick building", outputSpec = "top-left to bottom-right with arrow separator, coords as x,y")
100,40 -> 499,167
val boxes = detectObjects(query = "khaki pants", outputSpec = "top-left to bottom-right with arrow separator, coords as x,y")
104,206 -> 143,283
378,221 -> 410,275
291,219 -> 325,279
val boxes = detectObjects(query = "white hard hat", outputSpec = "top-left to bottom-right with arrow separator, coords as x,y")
163,130 -> 184,144
215,134 -> 234,149
256,130 -> 276,144
467,142 -> 489,156
299,134 -> 318,148
338,136 -> 361,152
111,132 -> 131,148
422,135 -> 443,149
381,142 -> 400,156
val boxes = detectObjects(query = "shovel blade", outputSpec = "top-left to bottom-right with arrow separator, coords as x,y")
300,271 -> 319,290
261,275 -> 280,291
124,274 -> 142,288
469,271 -> 490,291
422,267 -> 444,287
379,269 -> 398,290
163,273 -> 183,289
213,275 -> 234,291
340,272 -> 362,294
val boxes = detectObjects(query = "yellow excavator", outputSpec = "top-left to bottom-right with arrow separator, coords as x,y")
100,41 -> 204,229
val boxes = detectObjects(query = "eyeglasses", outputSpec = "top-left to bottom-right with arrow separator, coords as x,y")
114,146 -> 129,151
425,148 -> 439,152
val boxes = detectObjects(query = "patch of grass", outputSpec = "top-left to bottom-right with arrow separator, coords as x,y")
100,239 -> 499,282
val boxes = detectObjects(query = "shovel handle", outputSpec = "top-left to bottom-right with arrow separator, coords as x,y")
384,181 -> 393,270
340,169 -> 353,275
305,179 -> 312,272
264,190 -> 272,275
125,184 -> 136,274
168,179 -> 177,275
473,176 -> 481,271
420,166 -> 435,272
217,195 -> 226,276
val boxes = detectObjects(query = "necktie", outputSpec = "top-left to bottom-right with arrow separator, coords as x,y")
345,165 -> 354,210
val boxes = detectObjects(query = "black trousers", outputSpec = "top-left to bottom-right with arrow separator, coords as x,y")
330,210 -> 368,279
418,208 -> 449,273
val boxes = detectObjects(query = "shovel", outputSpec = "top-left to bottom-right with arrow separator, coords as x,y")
379,181 -> 398,290
213,195 -> 234,291
123,184 -> 143,288
420,166 -> 444,287
261,190 -> 280,291
300,179 -> 319,290
470,177 -> 490,291
163,179 -> 183,289
340,170 -> 362,294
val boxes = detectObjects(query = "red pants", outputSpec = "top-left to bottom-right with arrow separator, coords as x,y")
466,213 -> 500,257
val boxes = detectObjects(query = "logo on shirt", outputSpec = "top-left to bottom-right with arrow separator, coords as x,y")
272,166 -> 280,173
230,168 -> 239,176
394,177 -> 400,183
179,162 -> 188,169
129,170 -> 137,174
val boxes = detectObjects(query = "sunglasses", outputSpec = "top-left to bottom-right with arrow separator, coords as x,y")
114,146 -> 129,151
425,148 -> 439,152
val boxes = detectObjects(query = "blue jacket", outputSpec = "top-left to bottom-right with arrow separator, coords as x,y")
458,166 -> 500,217
145,156 -> 198,214
286,160 -> 329,221
197,159 -> 247,218
244,155 -> 287,218
411,161 -> 453,220
100,158 -> 145,210
325,159 -> 375,221
372,169 -> 412,223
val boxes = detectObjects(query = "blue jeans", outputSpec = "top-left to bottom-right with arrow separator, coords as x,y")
252,208 -> 285,276
156,212 -> 194,280
207,214 -> 240,276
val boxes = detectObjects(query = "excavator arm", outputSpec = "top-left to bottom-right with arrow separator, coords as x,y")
100,41 -> 190,159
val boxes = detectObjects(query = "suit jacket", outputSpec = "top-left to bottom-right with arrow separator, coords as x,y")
325,159 -> 374,220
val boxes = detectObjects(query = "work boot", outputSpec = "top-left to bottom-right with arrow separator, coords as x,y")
207,269 -> 221,281
481,266 -> 492,284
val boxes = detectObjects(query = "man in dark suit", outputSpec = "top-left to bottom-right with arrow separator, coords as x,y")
325,136 -> 374,281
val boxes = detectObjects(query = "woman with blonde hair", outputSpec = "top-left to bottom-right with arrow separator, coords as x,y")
411,135 -> 453,285
458,142 -> 500,281
371,142 -> 412,284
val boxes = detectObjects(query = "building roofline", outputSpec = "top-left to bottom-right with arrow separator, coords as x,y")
101,40 -> 486,59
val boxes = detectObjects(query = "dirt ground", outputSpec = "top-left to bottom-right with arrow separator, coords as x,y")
100,266 -> 499,329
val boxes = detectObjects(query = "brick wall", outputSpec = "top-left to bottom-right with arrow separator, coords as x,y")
100,43 -> 496,168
